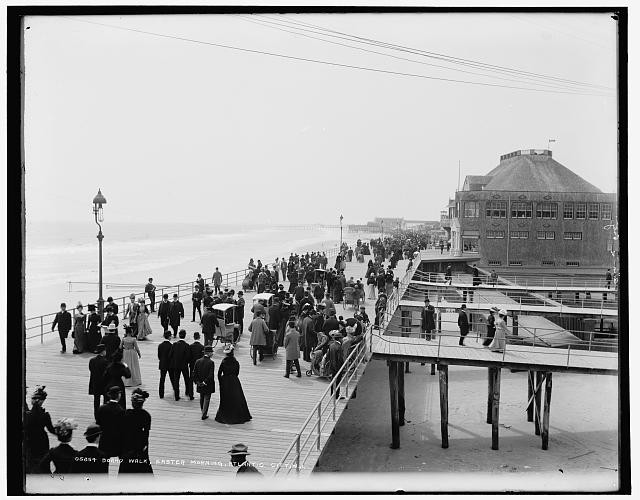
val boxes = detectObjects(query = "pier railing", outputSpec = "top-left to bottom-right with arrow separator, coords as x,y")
370,326 -> 618,370
26,245 -> 344,344
273,325 -> 372,476
412,268 -> 616,290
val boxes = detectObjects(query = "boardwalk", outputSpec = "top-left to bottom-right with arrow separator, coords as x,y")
25,256 -> 381,490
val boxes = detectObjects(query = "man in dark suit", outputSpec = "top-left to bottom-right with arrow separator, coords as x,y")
168,294 -> 185,338
170,329 -> 192,401
157,331 -> 173,399
145,278 -> 157,312
189,332 -> 204,397
157,294 -> 171,332
69,424 -> 109,474
88,344 -> 109,419
192,345 -> 215,420
421,298 -> 436,341
96,387 -> 125,459
200,306 -> 219,346
268,297 -> 282,345
196,274 -> 205,296
104,296 -> 118,316
458,304 -> 470,346
51,303 -> 72,354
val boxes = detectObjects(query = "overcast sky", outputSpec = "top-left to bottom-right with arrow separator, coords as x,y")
23,12 -> 618,225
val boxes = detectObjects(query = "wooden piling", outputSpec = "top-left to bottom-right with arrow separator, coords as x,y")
486,367 -> 494,424
534,371 -> 542,436
388,361 -> 400,449
491,368 -> 501,450
527,370 -> 534,422
398,363 -> 406,427
430,363 -> 436,375
438,363 -> 449,449
542,372 -> 553,450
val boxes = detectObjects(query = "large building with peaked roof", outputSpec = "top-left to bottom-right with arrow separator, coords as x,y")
441,149 -> 617,271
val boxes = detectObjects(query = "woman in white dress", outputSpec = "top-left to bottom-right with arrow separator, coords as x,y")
489,309 -> 509,353
121,326 -> 142,386
135,298 -> 152,341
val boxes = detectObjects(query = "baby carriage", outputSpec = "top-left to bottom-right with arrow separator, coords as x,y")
306,349 -> 332,378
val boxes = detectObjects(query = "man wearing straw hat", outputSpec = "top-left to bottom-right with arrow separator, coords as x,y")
228,444 -> 261,475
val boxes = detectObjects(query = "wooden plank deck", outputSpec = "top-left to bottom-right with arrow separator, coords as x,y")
371,331 -> 618,375
25,258 -> 382,490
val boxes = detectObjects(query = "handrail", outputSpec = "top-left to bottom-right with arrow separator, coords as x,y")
26,244 -> 344,344
274,326 -> 371,476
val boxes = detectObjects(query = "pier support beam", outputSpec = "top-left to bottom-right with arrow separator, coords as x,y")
534,371 -> 543,436
438,364 -> 449,449
542,372 -> 553,450
431,363 -> 436,375
388,361 -> 400,449
486,367 -> 495,424
527,371 -> 534,422
491,368 -> 501,450
399,363 -> 406,427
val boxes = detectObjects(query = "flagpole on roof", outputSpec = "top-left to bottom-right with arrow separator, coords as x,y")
548,138 -> 556,151
457,160 -> 461,191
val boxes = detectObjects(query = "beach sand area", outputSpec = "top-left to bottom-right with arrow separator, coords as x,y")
314,333 -> 619,491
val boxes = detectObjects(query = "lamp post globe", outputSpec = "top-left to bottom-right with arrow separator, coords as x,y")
93,189 -> 107,320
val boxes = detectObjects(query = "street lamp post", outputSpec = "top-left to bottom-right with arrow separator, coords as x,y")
93,189 -> 107,320
340,215 -> 344,251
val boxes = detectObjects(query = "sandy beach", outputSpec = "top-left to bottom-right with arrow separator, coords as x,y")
315,342 -> 619,491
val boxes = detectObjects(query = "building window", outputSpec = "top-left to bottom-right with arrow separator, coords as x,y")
542,260 -> 555,266
488,260 -> 502,266
463,202 -> 480,218
509,231 -> 529,239
576,203 -> 586,219
509,261 -> 523,266
601,203 -> 612,220
486,230 -> 505,239
511,202 -> 532,218
566,261 -> 580,267
588,203 -> 599,220
563,203 -> 574,219
563,232 -> 582,240
536,231 -> 555,240
536,202 -> 558,219
485,201 -> 507,218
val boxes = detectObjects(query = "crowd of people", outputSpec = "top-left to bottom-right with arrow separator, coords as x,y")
38,236 -> 423,478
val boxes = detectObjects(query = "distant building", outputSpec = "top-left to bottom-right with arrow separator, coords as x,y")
441,149 -> 617,270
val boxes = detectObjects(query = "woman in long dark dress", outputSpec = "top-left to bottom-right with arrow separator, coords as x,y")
24,386 -> 56,473
86,304 -> 102,353
119,389 -> 153,474
215,345 -> 251,424
103,350 -> 131,409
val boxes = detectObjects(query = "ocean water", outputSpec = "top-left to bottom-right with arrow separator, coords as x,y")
25,221 -> 348,319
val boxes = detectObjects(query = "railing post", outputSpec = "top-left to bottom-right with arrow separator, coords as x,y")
317,404 -> 322,451
295,434 -> 301,475
40,316 -> 44,344
437,330 -> 442,357
566,345 -> 571,367
332,380 -> 337,420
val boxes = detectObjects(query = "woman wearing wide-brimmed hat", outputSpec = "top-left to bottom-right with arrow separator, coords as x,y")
38,418 -> 78,474
119,389 -> 153,474
86,304 -> 102,353
135,297 -> 152,341
489,309 -> 509,353
24,386 -> 56,473
72,302 -> 87,354
120,326 -> 142,387
215,345 -> 252,424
